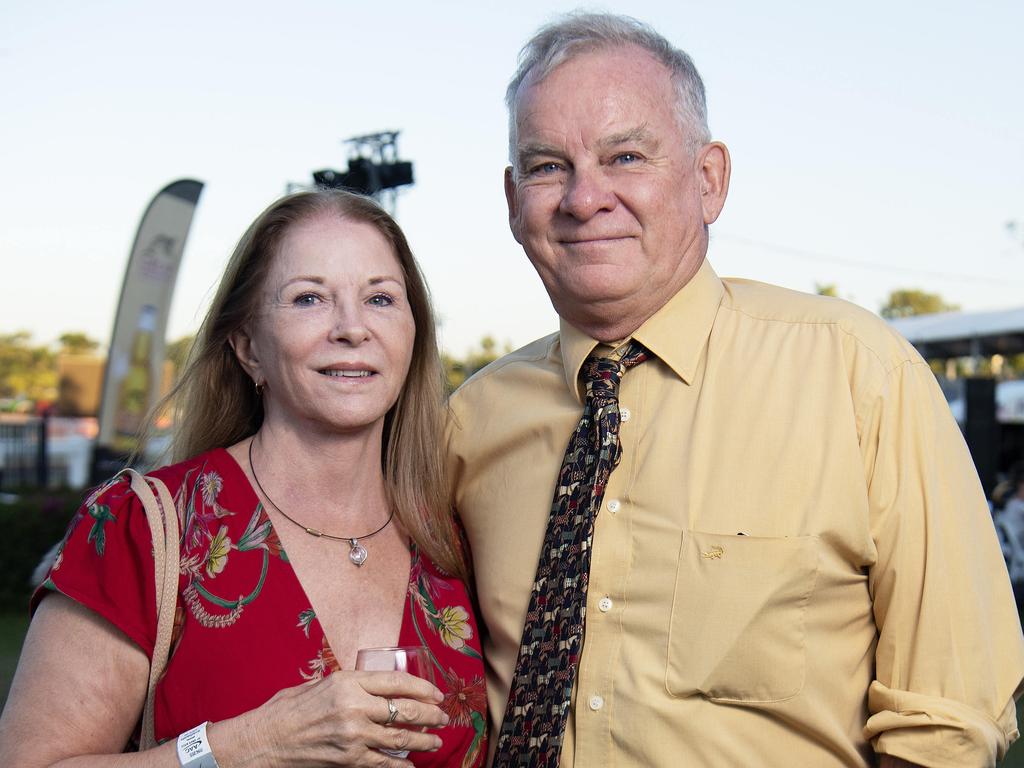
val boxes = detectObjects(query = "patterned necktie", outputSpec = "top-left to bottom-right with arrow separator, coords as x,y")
494,340 -> 650,768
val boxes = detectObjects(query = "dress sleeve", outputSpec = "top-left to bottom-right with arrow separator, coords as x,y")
30,476 -> 159,658
861,358 -> 1024,767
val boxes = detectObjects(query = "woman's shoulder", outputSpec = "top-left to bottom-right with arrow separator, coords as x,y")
82,448 -> 225,501
142,447 -> 237,493
33,447 -> 258,641
89,448 -> 249,512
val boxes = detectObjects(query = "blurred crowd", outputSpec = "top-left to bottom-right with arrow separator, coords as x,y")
994,461 -> 1024,611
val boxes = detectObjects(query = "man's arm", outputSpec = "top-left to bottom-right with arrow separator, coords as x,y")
861,357 -> 1024,766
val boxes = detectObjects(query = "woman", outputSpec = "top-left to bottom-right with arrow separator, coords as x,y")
0,191 -> 486,766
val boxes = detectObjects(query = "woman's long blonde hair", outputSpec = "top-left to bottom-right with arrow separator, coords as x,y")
165,190 -> 465,580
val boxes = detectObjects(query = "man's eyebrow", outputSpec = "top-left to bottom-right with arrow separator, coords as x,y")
515,142 -> 564,168
599,125 -> 658,150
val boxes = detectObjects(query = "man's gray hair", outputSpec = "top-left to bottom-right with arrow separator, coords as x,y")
505,12 -> 711,166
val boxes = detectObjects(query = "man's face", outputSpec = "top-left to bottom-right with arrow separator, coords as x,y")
505,45 -> 728,339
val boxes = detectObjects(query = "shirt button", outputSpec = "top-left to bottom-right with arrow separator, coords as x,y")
598,596 -> 613,612
620,407 -> 632,422
607,499 -> 621,514
589,695 -> 604,711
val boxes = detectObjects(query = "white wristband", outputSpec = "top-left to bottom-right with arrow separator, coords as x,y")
176,721 -> 220,768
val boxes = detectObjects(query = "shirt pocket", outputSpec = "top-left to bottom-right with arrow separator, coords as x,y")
665,530 -> 819,704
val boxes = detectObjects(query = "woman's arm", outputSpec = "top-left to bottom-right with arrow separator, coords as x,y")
0,594 -> 176,765
0,595 -> 447,767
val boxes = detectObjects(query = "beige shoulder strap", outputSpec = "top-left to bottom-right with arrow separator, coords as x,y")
116,468 -> 181,750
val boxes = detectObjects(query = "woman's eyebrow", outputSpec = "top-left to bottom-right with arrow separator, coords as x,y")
282,275 -> 325,287
368,275 -> 404,286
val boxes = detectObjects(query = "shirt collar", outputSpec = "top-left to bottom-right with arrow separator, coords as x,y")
560,259 -> 724,402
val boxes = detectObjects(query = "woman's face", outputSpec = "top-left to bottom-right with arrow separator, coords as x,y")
238,214 -> 416,438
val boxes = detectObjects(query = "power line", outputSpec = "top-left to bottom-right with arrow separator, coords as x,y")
715,233 -> 1023,286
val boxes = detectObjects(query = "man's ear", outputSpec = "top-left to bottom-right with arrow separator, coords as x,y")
698,141 -> 731,226
228,327 -> 261,385
504,166 -> 524,245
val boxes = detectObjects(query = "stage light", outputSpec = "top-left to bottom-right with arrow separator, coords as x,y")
311,133 -> 414,198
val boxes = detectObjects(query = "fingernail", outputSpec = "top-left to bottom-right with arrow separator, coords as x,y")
441,713 -> 450,726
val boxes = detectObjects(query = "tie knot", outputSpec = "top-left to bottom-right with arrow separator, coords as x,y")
581,340 -> 650,401
582,355 -> 623,400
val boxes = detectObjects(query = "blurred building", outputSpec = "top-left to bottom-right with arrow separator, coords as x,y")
55,354 -> 104,416
54,354 -> 174,419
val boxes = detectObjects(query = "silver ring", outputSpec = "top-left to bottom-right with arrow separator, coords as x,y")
385,697 -> 399,726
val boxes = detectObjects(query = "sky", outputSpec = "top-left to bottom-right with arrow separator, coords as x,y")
2,0 -> 1023,358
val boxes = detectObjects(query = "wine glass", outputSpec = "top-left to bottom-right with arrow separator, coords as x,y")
356,645 -> 438,758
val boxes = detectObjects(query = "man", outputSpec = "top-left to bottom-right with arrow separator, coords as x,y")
446,12 -> 1024,768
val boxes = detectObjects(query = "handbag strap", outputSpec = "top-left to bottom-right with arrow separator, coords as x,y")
116,468 -> 181,750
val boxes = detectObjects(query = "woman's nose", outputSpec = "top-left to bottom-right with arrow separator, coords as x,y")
330,305 -> 371,344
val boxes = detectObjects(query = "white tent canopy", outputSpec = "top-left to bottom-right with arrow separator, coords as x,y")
888,306 -> 1024,359
888,306 -> 1024,425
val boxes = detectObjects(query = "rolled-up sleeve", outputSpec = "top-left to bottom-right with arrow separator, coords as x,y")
862,358 -> 1024,767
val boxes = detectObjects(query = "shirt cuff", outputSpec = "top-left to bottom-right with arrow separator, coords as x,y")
864,681 -> 1019,767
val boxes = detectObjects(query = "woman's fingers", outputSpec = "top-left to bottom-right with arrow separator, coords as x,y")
377,695 -> 449,729
368,750 -> 415,768
357,670 -> 444,703
366,720 -> 444,754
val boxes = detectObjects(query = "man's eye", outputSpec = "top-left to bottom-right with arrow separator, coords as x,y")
613,152 -> 641,165
527,162 -> 563,176
368,293 -> 394,307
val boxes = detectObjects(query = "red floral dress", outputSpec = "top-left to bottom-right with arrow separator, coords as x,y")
32,448 -> 486,767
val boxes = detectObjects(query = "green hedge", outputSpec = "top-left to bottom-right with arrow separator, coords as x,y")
0,489 -> 83,612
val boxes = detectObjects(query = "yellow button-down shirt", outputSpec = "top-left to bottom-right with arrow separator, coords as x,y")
446,260 -> 1024,767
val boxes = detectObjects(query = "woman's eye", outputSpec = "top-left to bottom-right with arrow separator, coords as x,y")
368,293 -> 394,307
293,293 -> 321,307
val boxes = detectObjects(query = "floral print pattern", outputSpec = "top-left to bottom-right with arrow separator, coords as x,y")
204,526 -> 231,577
86,503 -> 116,556
34,448 -> 485,767
436,605 -> 473,650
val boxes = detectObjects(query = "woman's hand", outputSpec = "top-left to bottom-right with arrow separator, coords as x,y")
224,669 -> 449,766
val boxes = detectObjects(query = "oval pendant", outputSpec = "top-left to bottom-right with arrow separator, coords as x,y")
349,539 -> 368,567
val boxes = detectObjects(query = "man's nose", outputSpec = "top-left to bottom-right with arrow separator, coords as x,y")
558,165 -> 616,220
330,304 -> 371,345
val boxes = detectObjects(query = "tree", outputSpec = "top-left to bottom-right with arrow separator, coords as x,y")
443,336 -> 510,391
57,332 -> 100,354
0,332 -> 57,403
880,289 -> 959,320
815,283 -> 839,298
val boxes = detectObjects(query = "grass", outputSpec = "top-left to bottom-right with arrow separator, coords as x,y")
0,612 -> 30,712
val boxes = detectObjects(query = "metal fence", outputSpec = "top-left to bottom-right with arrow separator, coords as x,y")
0,414 -> 48,491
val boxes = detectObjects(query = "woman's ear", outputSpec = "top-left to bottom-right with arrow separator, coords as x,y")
228,326 -> 262,386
